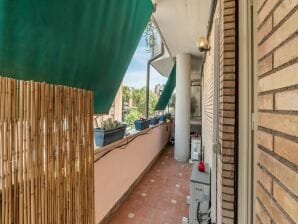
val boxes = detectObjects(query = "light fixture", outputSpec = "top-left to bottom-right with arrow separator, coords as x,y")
197,37 -> 210,52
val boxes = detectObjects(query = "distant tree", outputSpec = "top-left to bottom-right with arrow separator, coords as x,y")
132,87 -> 146,112
122,86 -> 131,106
131,87 -> 158,117
149,92 -> 158,116
123,87 -> 159,124
124,109 -> 142,127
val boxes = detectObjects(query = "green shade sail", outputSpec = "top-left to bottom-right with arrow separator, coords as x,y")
155,64 -> 176,111
0,0 -> 153,113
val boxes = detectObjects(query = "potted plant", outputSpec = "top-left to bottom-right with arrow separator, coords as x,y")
150,116 -> 160,125
94,118 -> 126,147
134,118 -> 151,131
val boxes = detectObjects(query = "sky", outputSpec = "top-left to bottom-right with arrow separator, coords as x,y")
123,36 -> 167,90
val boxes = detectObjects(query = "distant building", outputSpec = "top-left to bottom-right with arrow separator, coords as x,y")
94,84 -> 123,127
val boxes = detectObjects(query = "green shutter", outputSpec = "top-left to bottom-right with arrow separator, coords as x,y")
0,0 -> 153,113
155,64 -> 176,111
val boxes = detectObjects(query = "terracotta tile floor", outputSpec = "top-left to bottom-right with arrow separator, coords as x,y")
108,145 -> 191,224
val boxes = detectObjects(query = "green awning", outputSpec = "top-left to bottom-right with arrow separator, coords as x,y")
0,0 -> 153,113
155,64 -> 176,110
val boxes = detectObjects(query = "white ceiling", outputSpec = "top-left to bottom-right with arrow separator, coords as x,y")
152,0 -> 212,58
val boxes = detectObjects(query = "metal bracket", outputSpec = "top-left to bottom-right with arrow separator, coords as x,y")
251,113 -> 255,131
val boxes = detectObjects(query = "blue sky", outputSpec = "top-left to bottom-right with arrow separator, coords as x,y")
123,36 -> 167,89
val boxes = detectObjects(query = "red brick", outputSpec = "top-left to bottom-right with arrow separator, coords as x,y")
222,163 -> 235,171
256,149 -> 298,195
258,63 -> 298,92
224,14 -> 235,22
223,178 -> 234,187
274,37 -> 298,67
223,201 -> 234,210
222,186 -> 234,196
257,0 -> 279,27
257,0 -> 266,11
275,88 -> 298,111
222,170 -> 234,178
224,36 -> 236,44
224,52 -> 235,58
258,16 -> 272,43
258,12 -> 298,59
274,136 -> 298,165
222,110 -> 235,118
224,7 -> 236,16
258,94 -> 273,110
257,183 -> 291,224
222,217 -> 234,224
258,54 -> 273,75
222,88 -> 235,95
273,0 -> 298,26
256,200 -> 271,224
256,165 -> 272,193
222,193 -> 234,202
224,1 -> 235,9
257,130 -> 273,150
273,181 -> 298,222
222,209 -> 234,218
224,43 -> 236,51
222,103 -> 235,110
223,66 -> 236,73
258,112 -> 298,137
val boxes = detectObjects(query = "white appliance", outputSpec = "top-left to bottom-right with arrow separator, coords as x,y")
189,162 -> 210,224
191,137 -> 201,161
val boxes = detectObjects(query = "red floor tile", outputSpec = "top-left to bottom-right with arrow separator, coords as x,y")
107,145 -> 191,224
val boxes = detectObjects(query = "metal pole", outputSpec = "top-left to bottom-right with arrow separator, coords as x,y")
145,43 -> 164,118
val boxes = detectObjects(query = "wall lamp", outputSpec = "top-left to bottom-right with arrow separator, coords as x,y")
197,37 -> 210,52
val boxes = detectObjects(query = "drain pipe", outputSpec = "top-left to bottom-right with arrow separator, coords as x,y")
145,43 -> 164,118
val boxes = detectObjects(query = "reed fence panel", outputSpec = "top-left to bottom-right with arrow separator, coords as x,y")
0,77 -> 94,224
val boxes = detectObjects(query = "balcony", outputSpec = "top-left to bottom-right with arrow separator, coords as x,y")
93,122 -> 193,223
107,145 -> 190,224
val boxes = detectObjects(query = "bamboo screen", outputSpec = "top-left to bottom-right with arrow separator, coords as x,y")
0,77 -> 94,224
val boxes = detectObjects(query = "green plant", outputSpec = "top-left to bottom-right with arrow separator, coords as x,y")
144,20 -> 157,55
100,118 -> 122,131
122,86 -> 131,106
124,109 -> 142,127
131,87 -> 158,117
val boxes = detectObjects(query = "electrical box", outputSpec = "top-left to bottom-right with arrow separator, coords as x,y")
189,162 -> 210,224
191,137 -> 201,161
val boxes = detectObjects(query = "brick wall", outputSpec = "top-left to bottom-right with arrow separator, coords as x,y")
219,0 -> 237,223
256,0 -> 298,223
202,0 -> 237,223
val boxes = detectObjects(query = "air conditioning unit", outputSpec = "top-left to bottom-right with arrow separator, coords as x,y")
191,136 -> 201,161
189,162 -> 210,224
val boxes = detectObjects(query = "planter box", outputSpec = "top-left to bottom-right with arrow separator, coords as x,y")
94,125 -> 126,147
159,115 -> 166,122
150,117 -> 160,125
134,119 -> 150,131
